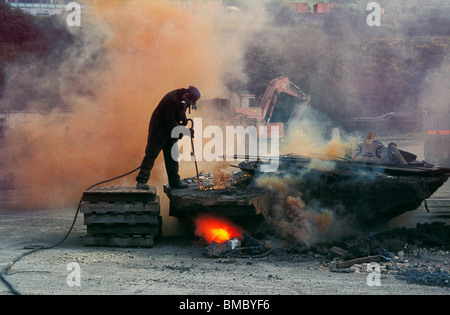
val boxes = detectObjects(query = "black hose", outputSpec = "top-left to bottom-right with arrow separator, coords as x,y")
424,199 -> 430,213
0,166 -> 141,295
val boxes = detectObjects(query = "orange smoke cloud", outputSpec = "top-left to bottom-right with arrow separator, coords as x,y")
255,174 -> 334,245
1,1 -> 228,209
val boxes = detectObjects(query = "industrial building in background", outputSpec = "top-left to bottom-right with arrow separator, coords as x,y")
4,0 -> 87,16
424,110 -> 450,168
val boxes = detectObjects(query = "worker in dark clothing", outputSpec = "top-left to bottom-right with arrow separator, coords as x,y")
136,86 -> 201,190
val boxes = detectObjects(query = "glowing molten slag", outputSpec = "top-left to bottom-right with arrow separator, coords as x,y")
209,228 -> 231,243
194,215 -> 243,244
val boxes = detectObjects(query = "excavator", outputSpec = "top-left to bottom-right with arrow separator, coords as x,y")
198,76 -> 310,139
233,76 -> 310,138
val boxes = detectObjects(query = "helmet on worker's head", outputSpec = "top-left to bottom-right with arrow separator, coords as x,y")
187,86 -> 201,109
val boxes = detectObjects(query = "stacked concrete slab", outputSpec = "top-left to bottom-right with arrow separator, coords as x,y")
80,186 -> 161,248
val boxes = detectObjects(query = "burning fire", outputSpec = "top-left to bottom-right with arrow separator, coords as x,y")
194,215 -> 243,244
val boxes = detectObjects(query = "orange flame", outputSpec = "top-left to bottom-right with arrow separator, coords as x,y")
194,215 -> 243,244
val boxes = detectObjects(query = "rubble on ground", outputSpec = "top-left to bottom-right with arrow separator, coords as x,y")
230,222 -> 450,288
396,268 -> 450,287
202,233 -> 268,258
328,223 -> 449,287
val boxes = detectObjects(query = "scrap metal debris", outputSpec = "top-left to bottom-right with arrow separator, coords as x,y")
202,233 -> 270,258
203,237 -> 241,258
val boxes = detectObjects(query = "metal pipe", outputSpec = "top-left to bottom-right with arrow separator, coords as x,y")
187,119 -> 201,189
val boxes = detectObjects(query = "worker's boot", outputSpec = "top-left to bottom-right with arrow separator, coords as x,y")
169,180 -> 188,189
136,182 -> 150,190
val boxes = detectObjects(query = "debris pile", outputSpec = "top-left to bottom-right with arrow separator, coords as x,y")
203,237 -> 241,258
396,268 -> 450,287
186,170 -> 253,191
271,222 -> 450,287
202,233 -> 268,258
193,217 -> 450,288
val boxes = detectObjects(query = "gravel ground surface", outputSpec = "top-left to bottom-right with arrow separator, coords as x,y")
0,200 -> 448,296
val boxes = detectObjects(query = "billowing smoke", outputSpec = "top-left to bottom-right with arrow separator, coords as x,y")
417,53 -> 450,114
242,0 -> 450,123
256,125 -> 357,246
0,1 -> 244,210
255,172 -> 335,246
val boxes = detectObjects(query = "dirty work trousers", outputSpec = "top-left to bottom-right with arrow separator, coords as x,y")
136,136 -> 180,185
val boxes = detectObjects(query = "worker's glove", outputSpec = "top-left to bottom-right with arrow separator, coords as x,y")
190,128 -> 194,138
